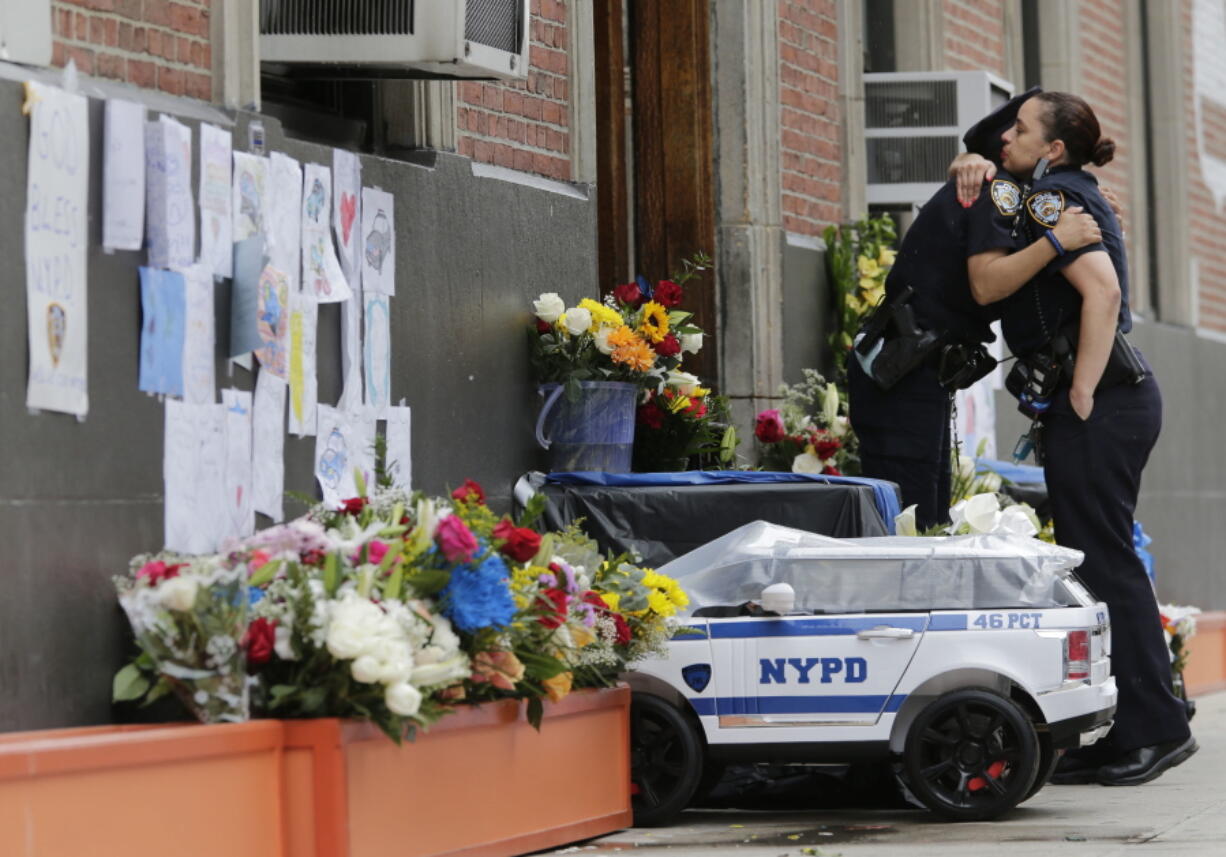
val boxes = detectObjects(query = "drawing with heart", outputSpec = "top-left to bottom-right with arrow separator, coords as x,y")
340,193 -> 357,245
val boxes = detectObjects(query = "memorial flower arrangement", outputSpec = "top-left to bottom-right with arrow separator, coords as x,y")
753,369 -> 858,475
114,477 -> 689,739
823,214 -> 897,379
632,370 -> 738,472
528,252 -> 711,400
1159,604 -> 1201,704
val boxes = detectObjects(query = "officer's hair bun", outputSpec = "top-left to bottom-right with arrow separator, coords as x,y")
1092,137 -> 1116,167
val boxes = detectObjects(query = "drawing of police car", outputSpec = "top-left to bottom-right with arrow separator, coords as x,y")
628,521 -> 1117,824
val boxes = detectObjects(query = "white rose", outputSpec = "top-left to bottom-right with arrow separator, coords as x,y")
667,370 -> 700,395
411,654 -> 471,687
792,450 -> 822,474
326,597 -> 382,659
563,307 -> 592,336
895,504 -> 918,537
385,681 -> 423,717
274,624 -> 297,661
829,415 -> 849,438
594,326 -> 615,355
533,292 -> 565,323
680,332 -> 703,354
158,576 -> 199,612
350,654 -> 383,684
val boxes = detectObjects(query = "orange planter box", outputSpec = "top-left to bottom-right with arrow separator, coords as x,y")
1185,610 -> 1226,698
0,687 -> 631,857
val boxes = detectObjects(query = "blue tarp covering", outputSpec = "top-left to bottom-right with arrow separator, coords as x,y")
977,457 -> 1046,485
545,470 -> 903,534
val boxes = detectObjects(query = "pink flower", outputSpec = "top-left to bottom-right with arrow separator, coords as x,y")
352,539 -> 390,566
754,409 -> 786,443
435,515 -> 479,563
137,560 -> 185,586
450,479 -> 486,505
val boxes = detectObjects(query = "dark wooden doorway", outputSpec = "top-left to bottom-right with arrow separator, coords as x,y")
594,0 -> 717,385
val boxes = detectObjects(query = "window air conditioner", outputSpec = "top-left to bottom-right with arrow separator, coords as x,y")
259,0 -> 529,81
864,71 -> 1013,207
0,0 -> 51,67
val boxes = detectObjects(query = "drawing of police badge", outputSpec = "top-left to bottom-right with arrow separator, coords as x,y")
1027,190 -> 1065,227
990,179 -> 1022,215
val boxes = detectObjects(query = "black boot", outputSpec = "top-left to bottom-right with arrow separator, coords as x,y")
1096,736 -> 1198,786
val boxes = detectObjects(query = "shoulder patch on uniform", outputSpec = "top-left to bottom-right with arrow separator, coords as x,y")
990,179 -> 1022,215
1026,190 -> 1065,227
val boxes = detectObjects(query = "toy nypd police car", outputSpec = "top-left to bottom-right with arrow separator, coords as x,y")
627,521 -> 1117,823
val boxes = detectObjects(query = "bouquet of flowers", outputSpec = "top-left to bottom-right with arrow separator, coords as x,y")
633,370 -> 738,472
1159,604 -> 1201,705
115,475 -> 691,738
529,253 -> 710,400
823,214 -> 897,379
753,369 -> 856,475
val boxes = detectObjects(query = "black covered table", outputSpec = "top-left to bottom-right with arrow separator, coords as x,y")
524,471 -> 895,567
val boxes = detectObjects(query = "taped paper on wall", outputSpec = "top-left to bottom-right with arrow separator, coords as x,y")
232,151 -> 267,243
102,98 -> 146,251
180,262 -> 216,404
254,265 -> 291,379
385,404 -> 412,492
229,235 -> 264,358
268,152 -> 302,293
302,162 -> 352,303
145,114 -> 194,270
360,186 -> 395,295
363,290 -> 391,417
199,123 -> 233,278
138,266 -> 186,397
222,388 -> 255,541
287,291 -> 318,436
252,369 -> 287,522
164,400 -> 226,554
314,404 -> 376,509
332,148 -> 361,282
25,81 -> 90,416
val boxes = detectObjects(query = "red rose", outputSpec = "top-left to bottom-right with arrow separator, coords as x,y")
654,279 -> 683,307
136,560 -> 185,585
611,613 -> 632,645
243,617 -> 277,668
340,497 -> 367,515
450,479 -> 486,505
654,333 -> 681,357
685,398 -> 707,419
612,281 -> 643,307
754,409 -> 786,444
535,319 -> 552,334
538,588 -> 570,629
493,519 -> 542,563
814,437 -> 842,460
637,402 -> 665,429
821,464 -> 842,476
300,549 -> 327,567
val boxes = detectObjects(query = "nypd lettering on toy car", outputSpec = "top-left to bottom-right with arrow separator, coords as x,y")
971,611 -> 1043,630
758,656 -> 868,684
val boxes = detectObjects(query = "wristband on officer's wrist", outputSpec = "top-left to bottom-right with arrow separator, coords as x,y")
1044,229 -> 1066,256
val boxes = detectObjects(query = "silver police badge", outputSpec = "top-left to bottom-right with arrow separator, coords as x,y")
1027,190 -> 1065,227
990,179 -> 1022,215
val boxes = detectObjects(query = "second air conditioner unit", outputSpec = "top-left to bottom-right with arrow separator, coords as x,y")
864,70 -> 1013,207
259,0 -> 530,81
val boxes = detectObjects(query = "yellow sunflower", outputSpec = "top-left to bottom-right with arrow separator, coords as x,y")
637,300 -> 670,343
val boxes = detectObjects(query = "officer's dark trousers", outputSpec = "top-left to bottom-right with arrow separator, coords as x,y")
1042,371 -> 1190,753
848,359 -> 951,531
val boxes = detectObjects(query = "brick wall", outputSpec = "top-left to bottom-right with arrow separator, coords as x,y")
1078,0 -> 1136,288
942,0 -> 1007,75
50,0 -> 213,101
778,0 -> 843,237
1185,0 -> 1226,331
455,0 -> 571,181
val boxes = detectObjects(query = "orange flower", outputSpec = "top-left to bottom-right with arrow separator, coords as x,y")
542,671 -> 573,703
470,650 -> 526,691
606,325 -> 638,349
612,338 -> 656,372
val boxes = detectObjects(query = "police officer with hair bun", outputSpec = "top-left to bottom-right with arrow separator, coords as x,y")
967,91 -> 1196,786
847,89 -> 1101,532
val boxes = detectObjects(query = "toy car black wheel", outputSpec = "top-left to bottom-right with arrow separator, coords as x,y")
630,693 -> 704,826
902,688 -> 1040,821
1023,736 -> 1059,802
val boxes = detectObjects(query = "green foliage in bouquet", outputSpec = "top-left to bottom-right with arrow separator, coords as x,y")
823,214 -> 897,381
632,374 -> 739,472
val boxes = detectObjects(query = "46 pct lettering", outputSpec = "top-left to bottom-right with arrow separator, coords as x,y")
759,657 -> 868,684
973,612 -> 1043,630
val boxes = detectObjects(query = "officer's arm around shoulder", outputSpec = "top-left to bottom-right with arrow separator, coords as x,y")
1061,250 -> 1122,308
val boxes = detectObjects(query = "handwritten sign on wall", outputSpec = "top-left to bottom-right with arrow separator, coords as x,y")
102,98 -> 146,252
145,114 -> 194,270
25,82 -> 90,416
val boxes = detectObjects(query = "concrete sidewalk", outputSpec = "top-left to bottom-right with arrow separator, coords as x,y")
547,691 -> 1225,856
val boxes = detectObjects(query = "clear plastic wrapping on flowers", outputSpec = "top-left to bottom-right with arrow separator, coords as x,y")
658,521 -> 1089,616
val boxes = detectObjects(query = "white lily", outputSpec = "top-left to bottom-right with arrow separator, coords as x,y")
895,504 -> 918,537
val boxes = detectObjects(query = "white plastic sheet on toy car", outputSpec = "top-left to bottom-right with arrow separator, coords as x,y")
658,520 -> 1087,616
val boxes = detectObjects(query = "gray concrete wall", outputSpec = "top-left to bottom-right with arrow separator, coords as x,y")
0,82 -> 596,731
780,233 -> 831,385
994,321 -> 1226,612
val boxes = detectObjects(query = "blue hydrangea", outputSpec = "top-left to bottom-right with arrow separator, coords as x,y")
440,554 -> 516,633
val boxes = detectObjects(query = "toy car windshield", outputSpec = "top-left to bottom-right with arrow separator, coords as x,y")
658,520 -> 1089,616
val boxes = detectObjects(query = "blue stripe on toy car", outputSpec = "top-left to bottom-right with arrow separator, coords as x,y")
705,616 -> 928,639
927,614 -> 968,631
687,694 -> 907,716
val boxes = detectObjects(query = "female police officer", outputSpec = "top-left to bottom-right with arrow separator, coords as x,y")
848,89 -> 1101,531
966,92 -> 1196,786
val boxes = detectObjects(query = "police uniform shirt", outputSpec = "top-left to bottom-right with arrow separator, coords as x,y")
883,180 -> 999,345
967,166 -> 1131,356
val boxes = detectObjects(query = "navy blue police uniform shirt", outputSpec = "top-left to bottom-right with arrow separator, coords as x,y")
883,179 -> 1000,345
966,165 -> 1131,356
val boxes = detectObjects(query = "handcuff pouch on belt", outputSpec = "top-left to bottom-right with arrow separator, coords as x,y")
854,286 -> 997,392
1006,325 -> 1146,419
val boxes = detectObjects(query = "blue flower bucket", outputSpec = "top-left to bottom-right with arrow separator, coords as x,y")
535,381 -> 638,473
